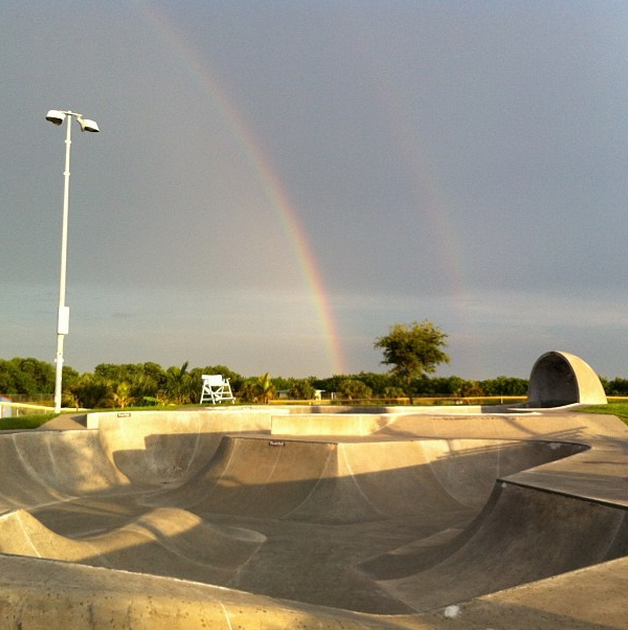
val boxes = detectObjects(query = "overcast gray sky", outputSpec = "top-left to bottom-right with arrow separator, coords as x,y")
2,1 -> 628,380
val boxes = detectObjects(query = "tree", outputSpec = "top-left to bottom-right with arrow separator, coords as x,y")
237,379 -> 259,403
313,375 -> 345,397
288,378 -> 316,400
129,374 -> 160,403
374,320 -> 450,403
481,376 -> 528,396
383,386 -> 406,399
236,373 -> 276,404
112,382 -> 135,408
458,380 -> 485,397
68,374 -> 113,408
354,372 -> 395,396
0,358 -> 56,395
256,372 -> 276,404
164,361 -> 194,405
337,378 -> 372,401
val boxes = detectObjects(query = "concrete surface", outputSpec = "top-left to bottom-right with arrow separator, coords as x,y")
0,406 -> 626,629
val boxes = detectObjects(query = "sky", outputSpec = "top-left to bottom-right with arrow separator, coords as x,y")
2,1 -> 628,380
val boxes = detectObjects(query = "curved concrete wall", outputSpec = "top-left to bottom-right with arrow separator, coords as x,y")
527,351 -> 607,407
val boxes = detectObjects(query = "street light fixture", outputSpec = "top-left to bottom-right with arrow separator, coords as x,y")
46,109 -> 100,413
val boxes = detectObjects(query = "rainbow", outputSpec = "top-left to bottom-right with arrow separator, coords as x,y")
367,68 -> 481,375
136,2 -> 346,375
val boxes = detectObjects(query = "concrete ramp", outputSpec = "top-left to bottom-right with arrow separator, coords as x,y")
0,431 -> 130,512
0,507 -> 265,584
147,436 -> 582,525
95,410 -> 274,486
150,436 -> 336,519
363,481 -> 628,610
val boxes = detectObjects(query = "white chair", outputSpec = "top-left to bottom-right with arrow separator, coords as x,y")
200,374 -> 235,404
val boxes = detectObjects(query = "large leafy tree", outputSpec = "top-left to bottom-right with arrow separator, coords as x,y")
374,320 -> 450,403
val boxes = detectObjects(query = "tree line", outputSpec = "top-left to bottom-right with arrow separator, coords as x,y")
4,354 -> 628,409
2,320 -> 625,409
0,355 -> 528,409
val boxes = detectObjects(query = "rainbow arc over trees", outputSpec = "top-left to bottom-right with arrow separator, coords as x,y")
139,2 -> 346,375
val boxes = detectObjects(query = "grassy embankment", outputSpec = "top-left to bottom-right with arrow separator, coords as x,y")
0,413 -> 58,430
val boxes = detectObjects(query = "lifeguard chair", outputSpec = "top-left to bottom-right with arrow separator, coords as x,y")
200,374 -> 235,404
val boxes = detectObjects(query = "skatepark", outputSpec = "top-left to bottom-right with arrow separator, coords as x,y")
0,351 -> 626,628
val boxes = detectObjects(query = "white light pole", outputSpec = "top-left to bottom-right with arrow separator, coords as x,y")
46,110 -> 100,413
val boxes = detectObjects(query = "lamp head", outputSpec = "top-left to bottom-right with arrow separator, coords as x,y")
45,110 -> 66,126
78,117 -> 100,133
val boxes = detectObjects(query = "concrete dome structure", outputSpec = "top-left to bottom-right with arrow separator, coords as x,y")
527,350 -> 607,408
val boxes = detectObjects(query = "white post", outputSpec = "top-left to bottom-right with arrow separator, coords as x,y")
54,117 -> 73,414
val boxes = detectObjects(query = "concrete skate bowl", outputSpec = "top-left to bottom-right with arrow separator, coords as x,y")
0,409 -> 627,629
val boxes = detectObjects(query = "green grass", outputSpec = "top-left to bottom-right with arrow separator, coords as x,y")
0,413 -> 58,431
578,402 -> 628,427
